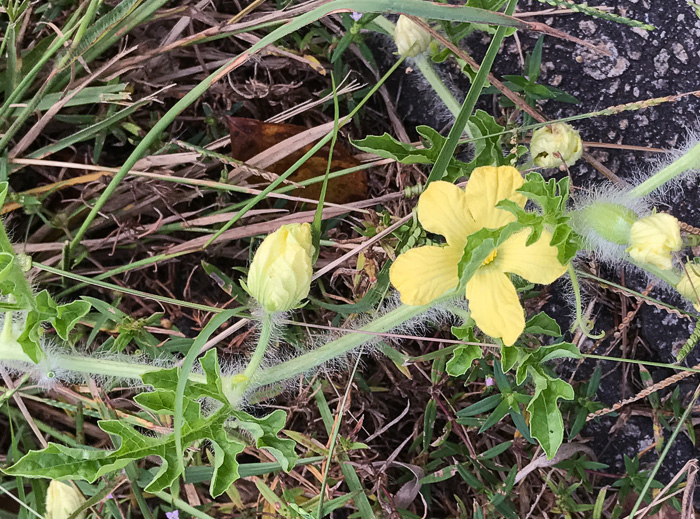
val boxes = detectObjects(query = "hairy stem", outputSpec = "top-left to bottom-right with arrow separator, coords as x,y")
0,298 -> 450,395
372,15 -> 462,118
628,140 -> 700,198
227,312 -> 274,406
250,297 -> 450,389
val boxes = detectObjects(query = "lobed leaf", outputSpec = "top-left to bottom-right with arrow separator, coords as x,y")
3,350 -> 297,497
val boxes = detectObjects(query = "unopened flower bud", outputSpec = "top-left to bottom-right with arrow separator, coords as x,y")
394,15 -> 431,57
677,263 -> 700,311
626,213 -> 682,270
577,202 -> 638,245
46,481 -> 86,519
245,223 -> 314,313
530,123 -> 583,168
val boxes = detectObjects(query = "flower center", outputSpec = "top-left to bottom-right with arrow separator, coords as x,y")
482,249 -> 498,266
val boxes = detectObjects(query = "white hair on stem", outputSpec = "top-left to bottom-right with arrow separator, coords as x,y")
631,124 -> 700,201
570,183 -> 650,265
0,342 -> 174,389
233,291 -> 475,407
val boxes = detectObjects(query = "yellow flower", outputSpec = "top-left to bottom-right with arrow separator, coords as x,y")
390,166 -> 567,346
626,213 -> 681,270
677,263 -> 700,311
394,15 -> 431,57
530,123 -> 583,168
246,223 -> 314,313
46,480 -> 86,519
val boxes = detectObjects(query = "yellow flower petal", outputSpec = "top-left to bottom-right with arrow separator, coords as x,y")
46,481 -> 86,519
494,229 -> 568,284
390,245 -> 462,305
463,166 -> 527,230
466,269 -> 525,346
626,213 -> 682,270
417,181 -> 478,248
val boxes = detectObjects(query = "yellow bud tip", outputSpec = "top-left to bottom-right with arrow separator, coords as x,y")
626,213 -> 682,270
677,263 -> 700,311
530,122 -> 583,168
394,15 -> 431,57
246,223 -> 314,313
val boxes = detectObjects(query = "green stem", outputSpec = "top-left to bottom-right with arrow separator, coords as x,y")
0,330 -> 203,382
0,292 -> 444,401
55,354 -> 162,380
227,312 -> 274,405
426,0 -> 517,184
373,15 -> 462,118
628,259 -> 682,286
568,265 -> 604,339
0,334 -> 163,380
628,140 -> 700,198
415,54 -> 463,119
251,297 -> 449,389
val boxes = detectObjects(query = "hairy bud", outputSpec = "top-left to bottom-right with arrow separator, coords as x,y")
245,223 -> 314,313
577,202 -> 638,245
394,15 -> 431,57
530,123 -> 583,168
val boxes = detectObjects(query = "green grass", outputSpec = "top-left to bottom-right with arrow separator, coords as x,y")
0,0 -> 697,518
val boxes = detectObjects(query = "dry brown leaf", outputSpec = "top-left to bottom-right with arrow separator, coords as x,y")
226,116 -> 368,204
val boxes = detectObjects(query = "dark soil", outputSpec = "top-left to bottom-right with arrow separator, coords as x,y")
379,0 -> 700,497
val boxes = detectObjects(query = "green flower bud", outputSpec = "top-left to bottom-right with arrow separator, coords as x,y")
577,202 -> 638,245
530,123 -> 583,168
46,481 -> 86,519
245,223 -> 314,313
394,15 -> 431,57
